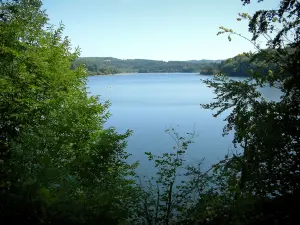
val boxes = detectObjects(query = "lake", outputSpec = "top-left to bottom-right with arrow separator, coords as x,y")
87,73 -> 281,176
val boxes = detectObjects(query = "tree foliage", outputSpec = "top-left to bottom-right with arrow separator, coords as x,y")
72,57 -> 220,75
0,0 -> 138,224
135,128 -> 214,225
200,51 -> 278,77
198,0 -> 300,224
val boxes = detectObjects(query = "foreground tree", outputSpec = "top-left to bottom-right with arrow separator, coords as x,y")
199,0 -> 300,224
134,128 -> 214,225
0,0 -> 138,224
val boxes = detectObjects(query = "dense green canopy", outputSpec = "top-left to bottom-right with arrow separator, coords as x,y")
72,57 -> 221,75
0,0 -> 138,224
200,50 -> 279,76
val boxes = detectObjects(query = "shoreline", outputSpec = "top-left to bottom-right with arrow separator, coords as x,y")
89,72 -> 199,76
89,72 -> 137,76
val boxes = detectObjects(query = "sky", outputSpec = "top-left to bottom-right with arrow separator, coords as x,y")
42,0 -> 281,61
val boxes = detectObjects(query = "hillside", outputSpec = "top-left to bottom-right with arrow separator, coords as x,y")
200,51 -> 279,77
71,57 -> 222,75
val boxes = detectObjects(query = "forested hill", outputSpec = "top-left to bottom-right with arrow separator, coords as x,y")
72,53 -> 278,77
71,57 -> 222,75
200,51 -> 279,77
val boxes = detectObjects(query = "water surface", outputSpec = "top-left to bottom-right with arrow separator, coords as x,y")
87,73 -> 280,175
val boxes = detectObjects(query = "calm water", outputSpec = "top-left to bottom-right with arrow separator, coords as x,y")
87,73 -> 281,175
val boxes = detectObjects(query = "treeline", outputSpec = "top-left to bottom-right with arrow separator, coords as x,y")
77,52 -> 279,77
200,51 -> 278,76
72,57 -> 221,75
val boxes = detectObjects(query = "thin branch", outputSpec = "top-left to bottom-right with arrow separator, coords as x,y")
154,182 -> 160,225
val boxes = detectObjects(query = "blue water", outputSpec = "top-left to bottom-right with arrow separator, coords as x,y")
87,73 -> 281,176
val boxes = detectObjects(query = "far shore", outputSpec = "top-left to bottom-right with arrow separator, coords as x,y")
89,72 -> 199,76
90,72 -> 138,76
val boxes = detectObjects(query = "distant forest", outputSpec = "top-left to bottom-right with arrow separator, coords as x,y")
72,53 -> 276,77
71,57 -> 222,75
200,50 -> 279,77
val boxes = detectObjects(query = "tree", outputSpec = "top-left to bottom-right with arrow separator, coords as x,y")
199,0 -> 300,224
0,0 -> 138,224
135,128 -> 212,225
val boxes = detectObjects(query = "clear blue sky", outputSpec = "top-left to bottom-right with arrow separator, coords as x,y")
42,0 -> 280,61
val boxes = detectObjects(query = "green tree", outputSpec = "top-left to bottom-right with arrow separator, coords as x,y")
0,0 -> 138,224
199,0 -> 300,224
133,128 -> 216,225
